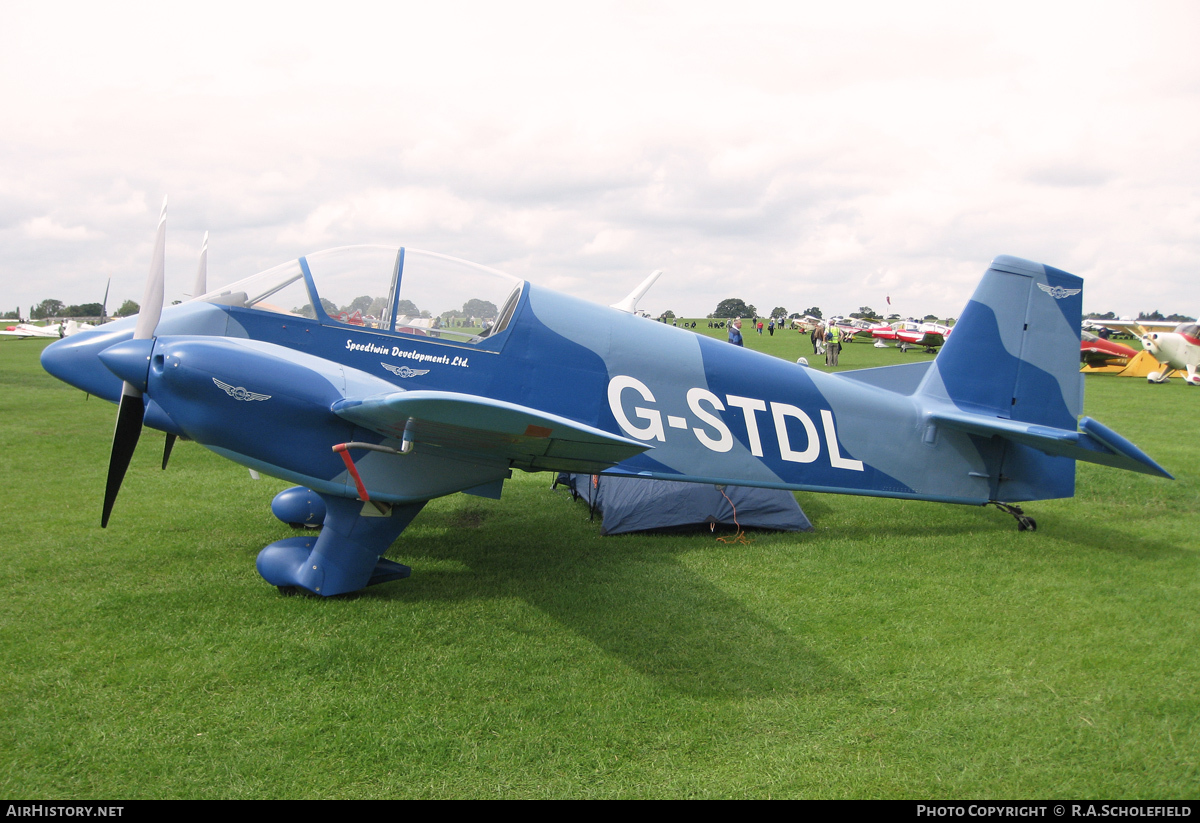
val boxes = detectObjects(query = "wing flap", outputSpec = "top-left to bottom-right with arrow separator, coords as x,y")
332,390 -> 649,473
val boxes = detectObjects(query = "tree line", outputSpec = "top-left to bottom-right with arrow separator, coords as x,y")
6,298 -> 140,321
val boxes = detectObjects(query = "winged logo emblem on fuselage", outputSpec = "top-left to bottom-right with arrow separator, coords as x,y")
381,363 -> 431,379
213,378 -> 271,401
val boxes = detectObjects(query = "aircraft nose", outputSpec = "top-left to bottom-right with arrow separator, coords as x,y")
40,327 -> 133,402
98,338 -> 156,392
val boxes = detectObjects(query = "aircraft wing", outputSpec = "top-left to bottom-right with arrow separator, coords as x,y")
1090,318 -> 1177,336
332,390 -> 650,474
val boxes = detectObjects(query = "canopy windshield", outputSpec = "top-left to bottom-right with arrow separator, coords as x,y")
197,246 -> 524,343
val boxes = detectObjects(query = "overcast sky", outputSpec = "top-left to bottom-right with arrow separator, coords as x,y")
2,0 -> 1197,321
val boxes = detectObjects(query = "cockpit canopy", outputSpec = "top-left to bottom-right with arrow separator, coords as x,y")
196,246 -> 524,344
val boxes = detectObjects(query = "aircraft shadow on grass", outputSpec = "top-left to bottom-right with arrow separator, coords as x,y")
370,496 -> 855,699
42,202 -> 1172,600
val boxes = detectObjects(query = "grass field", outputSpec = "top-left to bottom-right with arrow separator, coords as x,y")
1,330 -> 1196,799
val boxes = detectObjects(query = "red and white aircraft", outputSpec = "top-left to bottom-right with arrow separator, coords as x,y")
1087,319 -> 1200,384
871,320 -> 951,353
0,320 -> 100,339
1141,323 -> 1200,385
1080,331 -> 1138,368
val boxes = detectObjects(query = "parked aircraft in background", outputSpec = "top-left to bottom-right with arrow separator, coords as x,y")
1,322 -> 63,338
1083,319 -> 1200,384
790,315 -> 823,333
41,202 -> 1171,597
1141,323 -> 1200,385
1,320 -> 102,339
1080,331 -> 1138,369
871,320 -> 951,353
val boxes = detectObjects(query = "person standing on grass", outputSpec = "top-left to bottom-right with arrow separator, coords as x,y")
728,318 -> 744,346
826,324 -> 842,366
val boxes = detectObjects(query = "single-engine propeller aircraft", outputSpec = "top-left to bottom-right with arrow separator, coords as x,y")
870,319 -> 951,353
1083,318 -> 1200,384
1080,331 -> 1139,369
42,202 -> 1172,597
1141,323 -> 1200,385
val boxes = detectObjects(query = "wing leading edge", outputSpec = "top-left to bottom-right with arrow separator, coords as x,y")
332,390 -> 650,474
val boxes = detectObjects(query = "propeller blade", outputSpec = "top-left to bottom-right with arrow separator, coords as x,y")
191,231 -> 208,298
162,433 -> 177,470
133,197 -> 167,341
103,197 -> 167,526
103,386 -> 145,527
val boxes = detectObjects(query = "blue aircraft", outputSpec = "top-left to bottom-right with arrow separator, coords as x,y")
41,203 -> 1171,596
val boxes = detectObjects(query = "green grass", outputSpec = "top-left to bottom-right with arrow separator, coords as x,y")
1,336 -> 1196,798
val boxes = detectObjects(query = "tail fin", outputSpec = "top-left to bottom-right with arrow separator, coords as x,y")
917,256 -> 1168,502
921,255 -> 1083,429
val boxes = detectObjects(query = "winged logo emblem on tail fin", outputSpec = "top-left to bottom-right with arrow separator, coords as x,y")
1037,282 -> 1082,299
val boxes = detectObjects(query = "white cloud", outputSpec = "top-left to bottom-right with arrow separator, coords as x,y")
0,1 -> 1197,320
20,217 -> 102,241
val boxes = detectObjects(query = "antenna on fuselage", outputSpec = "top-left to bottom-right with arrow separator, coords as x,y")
611,269 -> 662,314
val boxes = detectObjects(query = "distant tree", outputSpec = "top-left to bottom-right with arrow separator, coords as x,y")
801,306 -> 822,319
713,298 -> 756,319
114,299 -> 139,318
886,313 -> 901,321
1166,313 -> 1197,322
395,299 -> 419,317
63,302 -> 103,317
2,310 -> 18,320
319,297 -> 339,316
367,296 -> 390,318
462,298 -> 499,319
346,295 -> 374,314
923,314 -> 939,322
770,306 -> 787,320
1138,310 -> 1165,321
660,309 -> 676,320
849,306 -> 877,320
31,299 -> 64,319
1086,311 -> 1117,320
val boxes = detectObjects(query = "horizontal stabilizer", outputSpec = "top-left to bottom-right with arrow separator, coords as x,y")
930,410 -> 1172,479
333,390 -> 650,473
834,360 -> 933,396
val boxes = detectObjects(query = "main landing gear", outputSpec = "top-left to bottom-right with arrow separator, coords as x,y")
989,501 -> 1037,531
259,487 -> 424,596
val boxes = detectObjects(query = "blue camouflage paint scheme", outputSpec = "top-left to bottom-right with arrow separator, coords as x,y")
41,248 -> 1171,597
